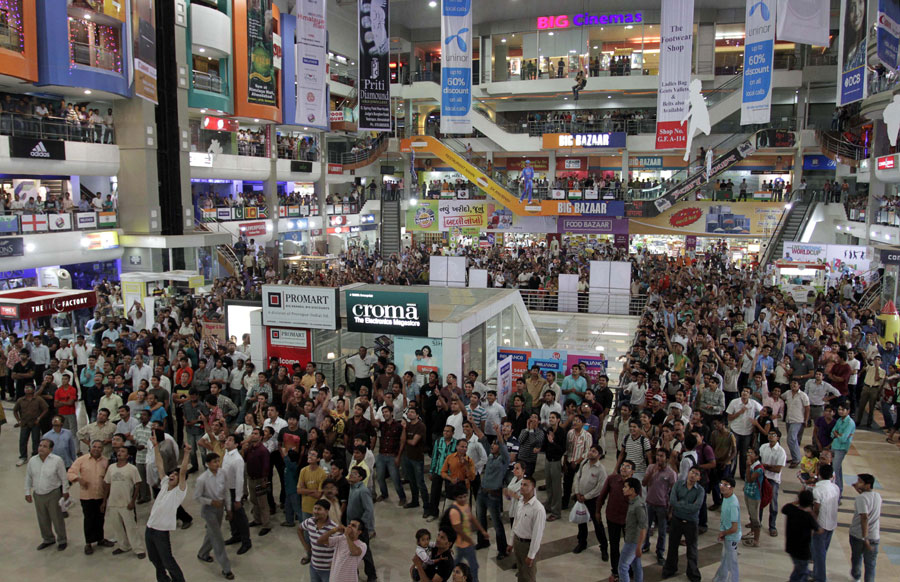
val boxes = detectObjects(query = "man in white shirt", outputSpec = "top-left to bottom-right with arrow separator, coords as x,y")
346,347 -> 376,394
759,428 -> 786,537
725,387 -> 761,480
73,335 -> 90,372
783,380 -> 811,467
509,476 -> 546,581
54,339 -> 73,363
812,464 -> 840,582
194,452 -> 233,579
804,370 -> 840,425
126,355 -> 153,389
222,435 -> 251,553
849,473 -> 882,582
538,391 -> 562,430
145,433 -> 191,582
25,439 -> 69,550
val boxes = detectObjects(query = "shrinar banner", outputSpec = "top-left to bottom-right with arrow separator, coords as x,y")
838,0 -> 868,105
775,0 -> 830,46
877,0 -> 900,71
628,201 -> 786,237
295,0 -> 328,129
248,0 -> 277,106
132,0 -> 157,103
656,0 -> 694,150
741,0 -> 775,125
440,0 -> 472,134
358,0 -> 391,131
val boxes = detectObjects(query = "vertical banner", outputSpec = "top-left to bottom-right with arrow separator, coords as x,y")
358,0 -> 391,131
775,0 -> 830,46
248,0 -> 277,106
838,0 -> 869,105
655,0 -> 694,150
131,0 -> 157,103
440,0 -> 472,134
741,0 -> 775,125
295,0 -> 328,129
877,0 -> 900,71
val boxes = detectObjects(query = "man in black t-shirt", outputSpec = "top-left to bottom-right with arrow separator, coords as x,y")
412,528 -> 456,581
781,489 -> 820,582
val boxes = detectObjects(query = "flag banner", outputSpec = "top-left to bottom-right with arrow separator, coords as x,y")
217,208 -> 233,221
245,207 -> 259,219
76,212 -> 97,229
295,0 -> 328,129
440,0 -> 472,134
0,215 -> 18,233
48,213 -> 72,231
21,214 -> 48,232
233,206 -> 244,220
655,0 -> 695,149
877,0 -> 900,70
838,0 -> 868,105
358,0 -> 391,131
741,0 -> 775,125
98,211 -> 117,226
775,0 -> 830,46
202,208 -> 217,222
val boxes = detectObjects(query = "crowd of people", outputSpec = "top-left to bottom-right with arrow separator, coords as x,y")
276,135 -> 319,162
506,109 -> 655,137
237,130 -> 267,157
0,240 -> 894,582
0,93 -> 115,144
845,190 -> 899,226
0,189 -> 115,215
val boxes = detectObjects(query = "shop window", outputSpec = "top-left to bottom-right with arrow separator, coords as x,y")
67,9 -> 123,73
0,0 -> 25,53
193,54 -> 226,94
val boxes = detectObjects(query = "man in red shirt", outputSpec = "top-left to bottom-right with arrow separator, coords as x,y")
54,375 -> 78,432
597,459 -> 635,579
827,350 -> 851,398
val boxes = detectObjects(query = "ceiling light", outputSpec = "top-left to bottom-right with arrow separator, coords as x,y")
608,95 -> 612,99
25,243 -> 35,252
84,89 -> 91,95
548,32 -> 554,36
199,47 -> 205,53
84,13 -> 91,20
593,45 -> 598,49
409,197 -> 418,206
602,331 -> 629,336
595,346 -> 605,352
563,97 -> 567,100
254,118 -> 259,122
200,109 -> 207,113
591,330 -> 600,335
625,25 -> 634,29
501,38 -> 507,43
428,0 -> 437,7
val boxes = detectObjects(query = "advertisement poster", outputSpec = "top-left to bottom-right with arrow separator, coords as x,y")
629,201 -> 786,237
132,0 -> 157,103
741,0 -> 775,125
838,0 -> 868,105
262,285 -> 339,330
345,289 -> 429,337
782,241 -> 827,262
295,0 -> 328,129
557,217 -> 629,235
265,327 -> 312,368
498,347 -> 567,383
438,200 -> 486,231
247,0 -> 277,106
201,320 -> 228,351
440,0 -> 472,134
497,356 -> 513,406
394,336 -> 442,384
655,0 -> 694,149
776,0 -> 830,46
358,0 -> 391,131
406,201 -> 439,232
485,204 -> 558,233
566,354 -> 608,384
877,0 -> 900,71
826,244 -> 872,275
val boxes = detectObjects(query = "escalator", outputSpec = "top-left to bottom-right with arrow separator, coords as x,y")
759,194 -> 816,266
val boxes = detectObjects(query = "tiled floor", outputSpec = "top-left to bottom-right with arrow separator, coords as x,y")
1,312 -> 898,581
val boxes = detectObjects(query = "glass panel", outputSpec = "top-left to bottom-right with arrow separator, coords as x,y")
0,0 -> 25,53
464,323 -> 485,381
485,314 -> 499,382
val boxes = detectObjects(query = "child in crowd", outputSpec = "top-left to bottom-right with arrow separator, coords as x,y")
798,445 -> 819,486
415,528 -> 435,567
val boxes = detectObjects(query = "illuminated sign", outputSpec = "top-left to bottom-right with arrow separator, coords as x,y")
544,132 -> 627,149
201,116 -> 240,132
189,152 -> 214,167
537,12 -> 643,30
877,155 -> 896,170
83,231 -> 119,250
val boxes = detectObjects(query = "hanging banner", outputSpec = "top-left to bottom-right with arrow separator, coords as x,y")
655,0 -> 694,149
741,0 -> 775,125
838,0 -> 869,105
247,0 -> 277,106
295,0 -> 328,129
877,0 -> 900,71
132,0 -> 158,103
440,0 -> 472,134
358,0 -> 391,131
775,0 -> 830,46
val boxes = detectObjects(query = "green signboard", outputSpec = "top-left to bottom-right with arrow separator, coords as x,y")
345,289 -> 429,337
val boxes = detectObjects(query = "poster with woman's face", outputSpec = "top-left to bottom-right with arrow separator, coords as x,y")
843,0 -> 867,71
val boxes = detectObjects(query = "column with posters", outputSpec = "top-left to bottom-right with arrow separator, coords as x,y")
877,0 -> 900,71
295,0 -> 328,129
358,0 -> 391,131
132,0 -> 157,103
440,0 -> 472,134
740,0 -> 775,125
247,0 -> 277,106
655,0 -> 694,150
838,0 -> 869,105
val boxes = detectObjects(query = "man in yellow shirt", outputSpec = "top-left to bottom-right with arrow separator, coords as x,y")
300,362 -> 317,393
297,448 -> 327,522
67,440 -> 113,554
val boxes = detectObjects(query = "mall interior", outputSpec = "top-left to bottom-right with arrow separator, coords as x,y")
0,0 -> 899,581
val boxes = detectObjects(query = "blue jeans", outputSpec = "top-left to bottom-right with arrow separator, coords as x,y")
618,542 -> 643,582
476,490 -> 508,553
765,479 -> 780,530
284,491 -> 299,526
849,535 -> 879,582
375,454 -> 406,500
309,566 -> 330,582
643,504 -> 667,559
812,529 -> 833,582
713,540 -> 739,582
787,422 -> 803,463
455,545 -> 479,582
832,449 -> 848,494
401,456 -> 428,506
789,557 -> 809,582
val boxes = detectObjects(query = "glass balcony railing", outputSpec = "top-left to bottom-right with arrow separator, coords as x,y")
192,70 -> 227,94
0,111 -> 115,143
70,41 -> 122,73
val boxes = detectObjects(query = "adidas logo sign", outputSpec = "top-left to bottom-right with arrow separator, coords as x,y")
30,142 -> 51,158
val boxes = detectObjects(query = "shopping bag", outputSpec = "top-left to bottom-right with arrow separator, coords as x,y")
568,501 -> 590,524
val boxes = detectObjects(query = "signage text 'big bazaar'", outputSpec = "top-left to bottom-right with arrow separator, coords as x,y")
538,12 -> 643,29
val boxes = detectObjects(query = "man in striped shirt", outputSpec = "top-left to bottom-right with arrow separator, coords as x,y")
299,499 -> 337,582
465,393 -> 486,432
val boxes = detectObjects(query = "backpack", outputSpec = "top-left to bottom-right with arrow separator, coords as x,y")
438,504 -> 463,533
759,472 -> 774,509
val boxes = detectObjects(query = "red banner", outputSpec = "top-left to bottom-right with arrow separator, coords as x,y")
0,289 -> 97,319
265,327 -> 312,368
241,221 -> 267,237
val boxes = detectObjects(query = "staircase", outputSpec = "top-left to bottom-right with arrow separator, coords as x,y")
380,199 -> 401,257
760,196 -> 815,266
194,218 -> 242,275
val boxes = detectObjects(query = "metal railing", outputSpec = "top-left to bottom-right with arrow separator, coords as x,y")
192,70 -> 227,94
868,71 -> 900,98
326,134 -> 388,166
806,52 -> 838,66
236,137 -> 267,157
759,192 -> 801,267
276,143 -> 319,161
0,111 -> 115,143
816,131 -> 868,162
518,289 -> 646,316
494,116 -> 657,136
70,40 -> 122,72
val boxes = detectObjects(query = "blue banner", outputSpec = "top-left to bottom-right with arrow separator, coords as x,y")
803,155 -> 837,170
877,0 -> 900,70
440,0 -> 472,134
740,0 -> 774,125
0,215 -> 18,233
839,0 -> 868,105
